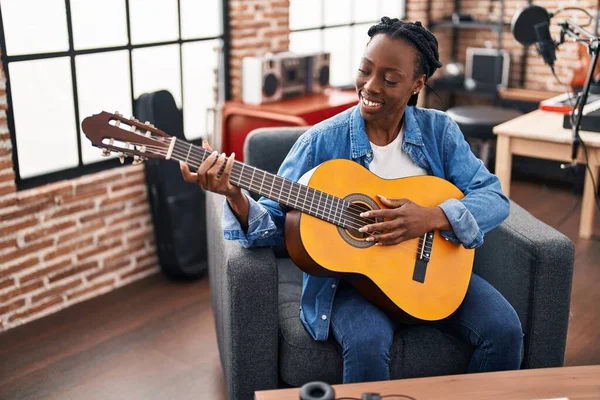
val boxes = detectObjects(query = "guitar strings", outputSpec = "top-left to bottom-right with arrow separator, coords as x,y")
126,136 -> 433,250
147,142 -> 378,230
138,141 -> 436,255
141,142 -> 435,252
139,144 -> 434,255
125,128 -> 434,248
173,142 -> 433,250
173,141 -> 382,225
119,134 -> 421,242
149,142 -> 404,232
169,142 -> 409,236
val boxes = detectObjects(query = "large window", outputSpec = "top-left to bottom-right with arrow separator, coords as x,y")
289,0 -> 405,88
0,0 -> 225,188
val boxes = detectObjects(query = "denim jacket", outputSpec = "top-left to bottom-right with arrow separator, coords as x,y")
221,105 -> 509,341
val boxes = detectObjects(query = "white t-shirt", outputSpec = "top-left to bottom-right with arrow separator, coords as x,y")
368,123 -> 427,179
297,123 -> 427,185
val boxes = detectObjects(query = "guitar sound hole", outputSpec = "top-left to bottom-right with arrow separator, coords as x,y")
338,193 -> 382,248
345,201 -> 372,240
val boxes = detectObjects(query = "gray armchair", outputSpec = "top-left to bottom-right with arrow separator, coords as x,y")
206,127 -> 575,400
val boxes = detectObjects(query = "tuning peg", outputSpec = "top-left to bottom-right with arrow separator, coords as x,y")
101,148 -> 111,157
119,153 -> 125,164
132,155 -> 144,165
113,111 -> 123,127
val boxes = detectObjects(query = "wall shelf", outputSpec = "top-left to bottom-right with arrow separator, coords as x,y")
425,0 -> 509,108
429,20 -> 507,32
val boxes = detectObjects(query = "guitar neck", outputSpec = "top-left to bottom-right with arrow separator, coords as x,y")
169,138 -> 354,228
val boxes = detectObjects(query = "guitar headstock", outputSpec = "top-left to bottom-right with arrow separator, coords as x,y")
81,111 -> 172,165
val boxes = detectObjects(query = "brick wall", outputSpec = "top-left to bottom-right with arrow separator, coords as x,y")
415,0 -> 595,94
226,0 -> 591,99
0,0 -> 291,334
406,0 -> 453,107
0,52 -> 159,332
228,0 -> 594,99
229,0 -> 290,100
458,0 -> 593,92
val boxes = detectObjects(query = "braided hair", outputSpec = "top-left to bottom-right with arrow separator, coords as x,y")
367,17 -> 442,106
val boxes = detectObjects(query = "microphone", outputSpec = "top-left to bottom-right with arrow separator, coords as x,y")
534,21 -> 557,68
513,5 -> 579,167
511,5 -> 552,46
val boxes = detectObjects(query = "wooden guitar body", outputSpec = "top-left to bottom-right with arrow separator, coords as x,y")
284,159 -> 475,324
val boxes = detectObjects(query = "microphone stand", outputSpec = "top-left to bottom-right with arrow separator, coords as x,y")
557,19 -> 600,167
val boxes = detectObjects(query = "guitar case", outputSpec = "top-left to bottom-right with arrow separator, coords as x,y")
134,90 -> 207,279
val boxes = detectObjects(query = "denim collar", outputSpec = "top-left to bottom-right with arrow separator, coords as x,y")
349,105 -> 424,160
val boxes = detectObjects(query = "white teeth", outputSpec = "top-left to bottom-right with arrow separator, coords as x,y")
362,97 -> 382,107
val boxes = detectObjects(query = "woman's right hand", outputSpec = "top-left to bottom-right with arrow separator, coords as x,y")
179,140 -> 242,201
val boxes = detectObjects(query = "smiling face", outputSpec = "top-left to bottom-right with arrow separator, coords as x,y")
355,34 -> 426,122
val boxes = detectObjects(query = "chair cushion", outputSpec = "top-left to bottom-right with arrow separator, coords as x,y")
446,105 -> 522,140
276,257 -> 474,387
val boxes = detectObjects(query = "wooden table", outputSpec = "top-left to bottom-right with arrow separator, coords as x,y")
255,365 -> 600,399
493,109 -> 600,239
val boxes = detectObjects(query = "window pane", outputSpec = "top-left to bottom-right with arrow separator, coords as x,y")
76,51 -> 132,164
1,0 -> 69,55
129,0 -> 179,45
381,0 -> 404,19
324,27 -> 352,87
289,30 -> 322,54
353,0 -> 380,23
324,0 -> 351,26
182,40 -> 220,141
181,0 -> 222,39
70,0 -> 128,50
353,23 -> 372,70
289,0 -> 322,30
132,45 -> 182,108
9,58 -> 78,178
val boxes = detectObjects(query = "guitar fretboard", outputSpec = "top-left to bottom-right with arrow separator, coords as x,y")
169,139 -> 369,231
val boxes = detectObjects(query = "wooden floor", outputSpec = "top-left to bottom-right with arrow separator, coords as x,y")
0,179 -> 599,400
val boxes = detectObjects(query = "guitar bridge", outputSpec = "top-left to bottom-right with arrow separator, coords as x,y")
413,231 -> 434,283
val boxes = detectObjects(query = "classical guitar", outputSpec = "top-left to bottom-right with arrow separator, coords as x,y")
81,112 -> 475,323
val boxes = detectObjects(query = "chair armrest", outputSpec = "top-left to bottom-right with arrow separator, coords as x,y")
205,191 -> 279,400
473,201 -> 574,369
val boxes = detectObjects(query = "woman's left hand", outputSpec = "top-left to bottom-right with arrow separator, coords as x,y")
358,195 -> 449,246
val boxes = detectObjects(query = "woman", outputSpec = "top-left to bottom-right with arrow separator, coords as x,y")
181,17 -> 523,384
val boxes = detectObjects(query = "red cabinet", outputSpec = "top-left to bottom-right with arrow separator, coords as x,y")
221,89 -> 358,161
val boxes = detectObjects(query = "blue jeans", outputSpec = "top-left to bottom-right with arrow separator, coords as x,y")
330,274 -> 524,383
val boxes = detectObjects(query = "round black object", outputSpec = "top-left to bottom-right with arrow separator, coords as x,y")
299,381 -> 335,400
318,66 -> 330,87
263,73 -> 279,97
511,5 -> 551,46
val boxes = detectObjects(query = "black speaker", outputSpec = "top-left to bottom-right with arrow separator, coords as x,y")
307,52 -> 331,94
